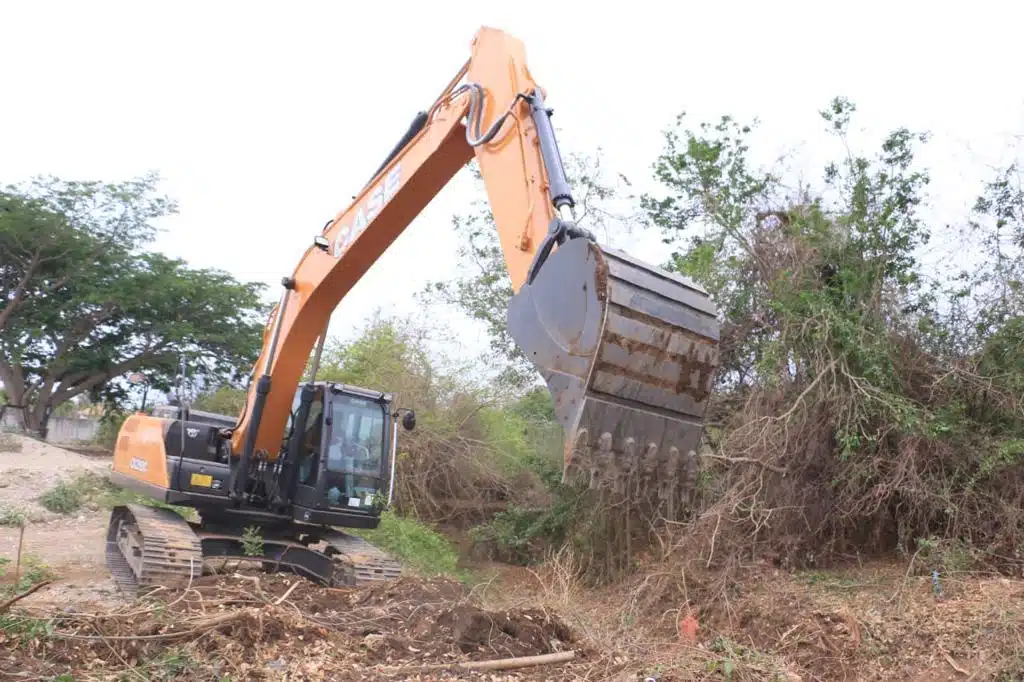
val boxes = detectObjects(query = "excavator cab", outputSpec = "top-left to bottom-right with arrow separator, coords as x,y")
284,382 -> 412,527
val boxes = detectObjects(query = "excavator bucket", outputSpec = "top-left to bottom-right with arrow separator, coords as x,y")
507,238 -> 720,512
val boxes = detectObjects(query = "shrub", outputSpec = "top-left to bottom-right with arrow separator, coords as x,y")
315,314 -> 557,529
38,480 -> 84,514
0,506 -> 27,527
634,97 -> 1024,595
38,471 -> 192,519
354,512 -> 460,577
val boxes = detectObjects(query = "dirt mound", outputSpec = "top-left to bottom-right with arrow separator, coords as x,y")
271,573 -> 577,663
2,572 -> 582,680
0,433 -> 109,522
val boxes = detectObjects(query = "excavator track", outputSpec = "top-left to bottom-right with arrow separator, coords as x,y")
323,529 -> 403,585
105,504 -> 203,599
106,505 -> 402,595
193,526 -> 402,588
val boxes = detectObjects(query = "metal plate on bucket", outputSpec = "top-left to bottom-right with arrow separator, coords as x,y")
508,237 -> 720,513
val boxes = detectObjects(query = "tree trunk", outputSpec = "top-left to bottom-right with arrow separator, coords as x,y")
13,405 -> 32,434
35,404 -> 53,441
0,391 -> 32,434
15,403 -> 39,436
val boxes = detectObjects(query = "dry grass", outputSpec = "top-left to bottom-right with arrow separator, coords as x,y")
0,432 -> 22,453
480,551 -> 1024,681
391,417 -> 528,527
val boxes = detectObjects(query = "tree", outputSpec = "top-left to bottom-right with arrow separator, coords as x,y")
636,96 -> 1024,572
421,149 -> 639,392
641,100 -> 935,391
0,173 -> 170,335
192,385 -> 249,417
0,174 -> 268,436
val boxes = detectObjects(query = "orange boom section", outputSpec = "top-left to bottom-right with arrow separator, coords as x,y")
221,25 -> 720,507
230,28 -> 560,461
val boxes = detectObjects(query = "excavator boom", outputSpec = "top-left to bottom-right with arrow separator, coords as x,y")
228,26 -> 721,508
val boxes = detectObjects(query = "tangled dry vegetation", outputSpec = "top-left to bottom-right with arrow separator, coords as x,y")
622,99 -> 1024,611
498,545 -> 1024,681
4,548 -> 1024,681
1,572 -> 589,681
651,209 -> 1024,595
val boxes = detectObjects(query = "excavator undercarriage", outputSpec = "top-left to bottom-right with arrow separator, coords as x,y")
106,504 -> 402,597
104,381 -> 411,595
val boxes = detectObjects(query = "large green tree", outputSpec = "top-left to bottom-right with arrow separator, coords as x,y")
0,174 -> 268,436
637,97 -> 1024,569
0,173 -> 168,335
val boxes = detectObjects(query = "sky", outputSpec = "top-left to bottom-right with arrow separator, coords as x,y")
4,0 -> 1024,375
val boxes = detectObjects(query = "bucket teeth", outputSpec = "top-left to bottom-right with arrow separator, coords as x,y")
659,447 -> 682,501
508,237 -> 720,514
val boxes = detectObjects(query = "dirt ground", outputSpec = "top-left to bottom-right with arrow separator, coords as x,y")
0,434 -> 110,577
5,555 -> 1023,681
2,436 -> 1024,680
0,433 -> 110,521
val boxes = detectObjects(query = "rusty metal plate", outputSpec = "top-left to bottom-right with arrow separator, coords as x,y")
507,238 -> 720,512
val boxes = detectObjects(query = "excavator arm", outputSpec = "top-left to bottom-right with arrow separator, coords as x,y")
228,26 -> 720,508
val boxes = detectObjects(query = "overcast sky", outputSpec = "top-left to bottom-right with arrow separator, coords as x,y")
4,0 -> 1024,370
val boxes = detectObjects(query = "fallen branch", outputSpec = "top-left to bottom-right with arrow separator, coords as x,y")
0,580 -> 52,614
52,607 -> 253,642
461,651 -> 575,672
701,453 -> 788,475
379,650 -> 576,674
943,653 -> 970,677
273,581 -> 300,606
890,548 -> 923,610
14,524 -> 25,586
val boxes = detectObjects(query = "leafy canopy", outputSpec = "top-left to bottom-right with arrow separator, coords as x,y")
0,173 -> 267,432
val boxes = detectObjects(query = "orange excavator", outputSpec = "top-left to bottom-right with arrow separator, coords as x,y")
104,26 -> 720,595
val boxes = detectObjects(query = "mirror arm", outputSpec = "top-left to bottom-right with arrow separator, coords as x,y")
387,419 -> 398,508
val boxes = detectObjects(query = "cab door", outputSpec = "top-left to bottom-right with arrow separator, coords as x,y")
290,388 -> 327,510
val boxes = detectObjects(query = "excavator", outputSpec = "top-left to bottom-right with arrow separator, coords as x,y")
104,26 -> 721,596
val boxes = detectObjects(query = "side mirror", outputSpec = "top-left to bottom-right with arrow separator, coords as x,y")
401,410 -> 416,431
313,235 -> 330,252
